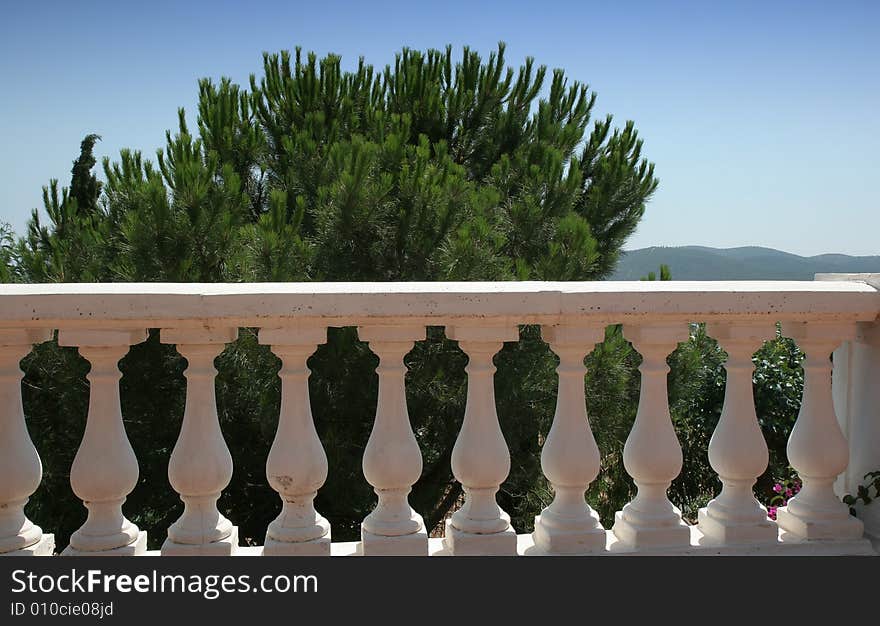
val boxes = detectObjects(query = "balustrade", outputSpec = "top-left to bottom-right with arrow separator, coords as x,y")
260,326 -> 331,555
161,327 -> 239,556
612,323 -> 691,548
532,324 -> 606,554
60,329 -> 147,556
0,330 -> 53,556
0,279 -> 877,556
443,325 -> 519,555
775,322 -> 864,541
697,323 -> 778,545
358,325 -> 428,556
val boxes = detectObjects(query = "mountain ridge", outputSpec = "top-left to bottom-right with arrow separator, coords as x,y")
610,246 -> 880,280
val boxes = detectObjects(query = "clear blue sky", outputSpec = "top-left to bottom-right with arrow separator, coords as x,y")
1,0 -> 877,256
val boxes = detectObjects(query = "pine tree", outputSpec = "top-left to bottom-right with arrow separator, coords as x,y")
640,263 -> 672,281
0,222 -> 16,283
17,134 -> 106,281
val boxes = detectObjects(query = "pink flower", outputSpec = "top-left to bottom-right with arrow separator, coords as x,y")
767,506 -> 777,520
773,484 -> 783,493
785,488 -> 793,497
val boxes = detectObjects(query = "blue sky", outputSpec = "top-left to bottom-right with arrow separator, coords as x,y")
1,0 -> 877,256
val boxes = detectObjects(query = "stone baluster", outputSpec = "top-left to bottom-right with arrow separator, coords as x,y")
161,328 -> 239,555
832,320 -> 880,544
532,324 -> 606,554
698,323 -> 777,545
443,325 -> 519,555
776,321 -> 865,542
0,329 -> 53,556
260,326 -> 331,556
612,323 -> 690,549
357,326 -> 428,556
59,329 -> 147,555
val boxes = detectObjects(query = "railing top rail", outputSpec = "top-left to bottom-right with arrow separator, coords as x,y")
1,280 -> 878,329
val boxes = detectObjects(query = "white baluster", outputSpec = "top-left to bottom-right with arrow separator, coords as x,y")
358,326 -> 427,556
0,329 -> 53,556
532,324 -> 606,554
698,323 -> 777,545
443,325 -> 519,556
59,329 -> 147,555
260,326 -> 331,556
833,320 -> 880,543
776,321 -> 865,542
612,323 -> 690,549
161,328 -> 239,555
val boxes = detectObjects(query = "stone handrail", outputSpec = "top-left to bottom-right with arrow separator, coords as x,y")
1,278 -> 879,556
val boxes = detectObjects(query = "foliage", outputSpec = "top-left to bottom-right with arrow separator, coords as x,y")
843,471 -> 880,516
752,327 -> 804,493
15,134 -> 106,282
0,222 -> 17,283
762,469 -> 880,522
764,472 -> 802,520
640,263 -> 671,281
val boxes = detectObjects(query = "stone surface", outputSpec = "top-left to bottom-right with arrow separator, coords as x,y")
2,281 -> 877,331
826,303 -> 880,544
361,528 -> 428,556
778,321 -> 862,542
162,527 -> 239,556
697,323 -> 778,546
263,533 -> 331,556
775,507 -> 865,541
0,330 -> 53,556
161,332 -> 237,552
445,328 -> 516,542
612,511 -> 691,549
697,508 -> 778,545
442,519 -> 517,556
1,534 -> 55,557
57,330 -> 146,555
612,324 -> 690,548
259,329 -> 332,553
140,529 -> 877,557
532,515 -> 605,554
532,324 -> 606,555
2,277 -> 879,561
63,531 -> 146,556
358,326 -> 427,550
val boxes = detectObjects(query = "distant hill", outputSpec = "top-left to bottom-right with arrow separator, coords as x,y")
610,246 -> 880,280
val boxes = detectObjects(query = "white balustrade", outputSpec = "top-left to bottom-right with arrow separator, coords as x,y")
0,329 -> 53,556
260,326 -> 331,556
776,322 -> 865,542
59,329 -> 147,555
612,323 -> 691,548
358,326 -> 428,555
698,323 -> 777,545
532,324 -> 606,554
161,328 -> 239,555
443,325 -> 519,556
0,280 -> 877,557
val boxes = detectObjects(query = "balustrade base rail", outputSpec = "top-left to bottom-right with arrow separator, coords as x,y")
133,530 -> 877,557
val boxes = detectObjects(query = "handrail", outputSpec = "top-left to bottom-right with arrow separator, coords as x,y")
1,280 -> 877,328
